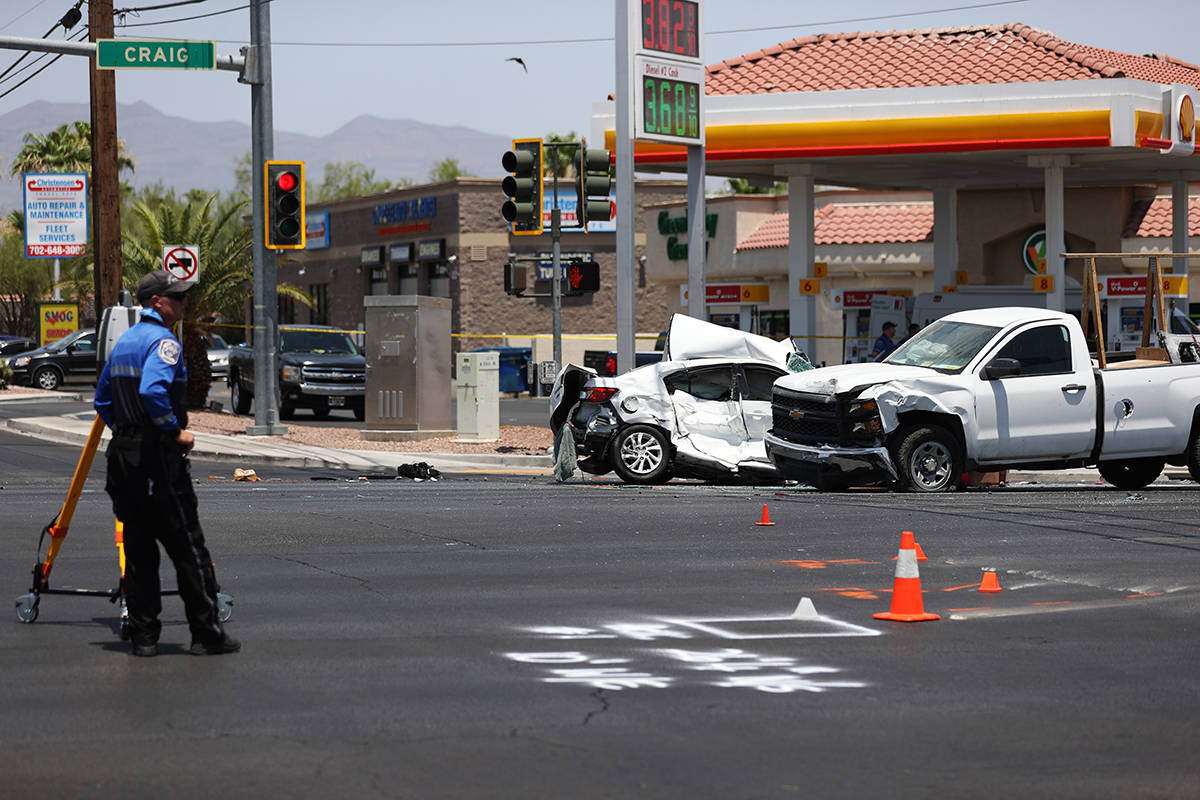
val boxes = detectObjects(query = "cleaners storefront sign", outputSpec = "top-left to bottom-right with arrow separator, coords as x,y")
23,173 -> 88,258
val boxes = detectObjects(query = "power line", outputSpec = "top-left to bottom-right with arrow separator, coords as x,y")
0,0 -> 55,32
114,0 -> 268,28
0,27 -> 88,101
197,0 -> 1031,48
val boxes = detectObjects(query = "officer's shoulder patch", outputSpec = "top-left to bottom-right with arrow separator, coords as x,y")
156,338 -> 181,366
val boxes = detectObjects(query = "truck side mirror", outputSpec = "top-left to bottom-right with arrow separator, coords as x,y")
982,357 -> 1021,380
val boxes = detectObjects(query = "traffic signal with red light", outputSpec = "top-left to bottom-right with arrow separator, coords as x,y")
566,261 -> 600,293
501,138 -> 543,236
265,160 -> 305,249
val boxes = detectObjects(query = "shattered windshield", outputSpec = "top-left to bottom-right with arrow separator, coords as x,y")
885,320 -> 999,373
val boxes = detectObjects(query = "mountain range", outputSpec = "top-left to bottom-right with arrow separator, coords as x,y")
0,100 -> 511,213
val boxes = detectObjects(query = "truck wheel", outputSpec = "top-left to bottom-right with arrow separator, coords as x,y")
33,366 -> 62,391
1097,458 -> 1164,490
892,424 -> 962,493
611,424 -> 672,484
353,402 -> 365,422
279,402 -> 295,421
230,372 -> 251,415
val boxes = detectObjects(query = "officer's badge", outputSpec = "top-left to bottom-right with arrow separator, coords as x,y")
157,339 -> 181,365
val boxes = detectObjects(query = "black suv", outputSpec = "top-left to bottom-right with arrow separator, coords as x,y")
6,328 -> 97,390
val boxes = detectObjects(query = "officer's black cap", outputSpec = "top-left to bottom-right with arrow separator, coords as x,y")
136,270 -> 191,304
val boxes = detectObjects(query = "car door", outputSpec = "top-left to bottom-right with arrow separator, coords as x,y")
67,332 -> 97,378
738,364 -> 786,443
972,323 -> 1095,462
664,365 -> 749,467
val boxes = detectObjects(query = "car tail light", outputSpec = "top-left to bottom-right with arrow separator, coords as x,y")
604,356 -> 617,375
581,386 -> 618,403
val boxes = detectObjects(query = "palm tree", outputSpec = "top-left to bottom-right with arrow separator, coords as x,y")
10,121 -> 134,178
122,191 -> 310,407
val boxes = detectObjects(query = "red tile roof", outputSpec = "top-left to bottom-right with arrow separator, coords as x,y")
737,202 -> 934,251
707,23 -> 1200,95
1124,196 -> 1200,237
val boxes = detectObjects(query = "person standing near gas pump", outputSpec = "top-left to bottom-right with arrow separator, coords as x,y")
94,270 -> 239,657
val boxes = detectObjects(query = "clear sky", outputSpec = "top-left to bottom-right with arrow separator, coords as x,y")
1,0 -> 1197,142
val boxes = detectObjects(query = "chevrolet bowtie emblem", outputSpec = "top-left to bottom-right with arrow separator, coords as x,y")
789,409 -> 805,420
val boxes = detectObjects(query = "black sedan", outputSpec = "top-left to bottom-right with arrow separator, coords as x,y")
6,328 -> 97,390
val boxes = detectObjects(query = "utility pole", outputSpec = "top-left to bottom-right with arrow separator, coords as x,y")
87,0 -> 121,322
245,0 -> 285,435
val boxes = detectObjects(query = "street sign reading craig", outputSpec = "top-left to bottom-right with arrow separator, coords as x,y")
96,39 -> 216,70
23,173 -> 88,258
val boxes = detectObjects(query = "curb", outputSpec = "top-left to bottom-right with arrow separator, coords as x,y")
2,417 -> 554,474
0,389 -> 85,404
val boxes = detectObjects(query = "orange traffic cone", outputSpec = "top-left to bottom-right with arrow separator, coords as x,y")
893,533 -> 928,562
755,503 -> 775,526
874,531 -> 940,622
978,569 -> 1002,593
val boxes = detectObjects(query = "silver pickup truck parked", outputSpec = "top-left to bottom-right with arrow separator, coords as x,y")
766,307 -> 1200,492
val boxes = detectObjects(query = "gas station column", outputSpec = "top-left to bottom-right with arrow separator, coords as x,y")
932,186 -> 958,290
1172,178 -> 1189,278
1031,155 -> 1069,312
786,172 -> 816,354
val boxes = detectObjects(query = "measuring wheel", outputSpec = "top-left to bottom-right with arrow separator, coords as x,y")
15,593 -> 39,624
217,592 -> 233,623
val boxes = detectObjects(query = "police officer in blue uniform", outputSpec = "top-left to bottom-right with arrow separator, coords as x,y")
95,270 -> 239,657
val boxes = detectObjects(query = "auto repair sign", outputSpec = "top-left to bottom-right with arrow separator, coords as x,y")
23,173 -> 88,258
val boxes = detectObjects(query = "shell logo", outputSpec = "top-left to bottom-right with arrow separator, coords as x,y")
1180,94 -> 1195,143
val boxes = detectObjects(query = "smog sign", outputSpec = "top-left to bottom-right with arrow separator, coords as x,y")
23,173 -> 89,258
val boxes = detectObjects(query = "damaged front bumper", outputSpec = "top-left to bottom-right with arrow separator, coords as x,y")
764,432 -> 898,487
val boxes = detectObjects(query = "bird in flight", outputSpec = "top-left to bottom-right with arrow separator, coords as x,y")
505,57 -> 528,73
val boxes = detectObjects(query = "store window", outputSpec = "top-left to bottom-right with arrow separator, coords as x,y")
279,295 -> 296,324
397,264 -> 418,295
309,283 -> 330,325
426,262 -> 451,298
370,267 -> 389,295
759,310 -> 790,340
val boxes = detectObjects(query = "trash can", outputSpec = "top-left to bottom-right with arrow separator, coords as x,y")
469,346 -> 530,395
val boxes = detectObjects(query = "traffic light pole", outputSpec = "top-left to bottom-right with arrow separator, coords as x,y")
246,0 -> 285,435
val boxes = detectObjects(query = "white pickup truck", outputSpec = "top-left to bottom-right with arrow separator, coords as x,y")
765,307 -> 1200,492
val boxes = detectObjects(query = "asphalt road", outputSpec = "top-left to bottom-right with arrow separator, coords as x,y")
1,427 -> 1198,798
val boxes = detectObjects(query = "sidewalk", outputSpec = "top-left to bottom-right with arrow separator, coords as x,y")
0,388 -> 552,474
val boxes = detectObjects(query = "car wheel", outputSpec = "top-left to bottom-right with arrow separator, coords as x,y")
1097,458 -> 1164,490
230,373 -> 251,415
33,366 -> 62,391
891,424 -> 962,493
279,402 -> 295,421
611,424 -> 672,484
352,401 -> 365,422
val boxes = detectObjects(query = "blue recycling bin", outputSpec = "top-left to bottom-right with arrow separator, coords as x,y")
469,347 -> 531,394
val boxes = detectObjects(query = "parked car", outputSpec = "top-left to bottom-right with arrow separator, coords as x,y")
207,334 -> 231,378
550,314 -> 812,484
0,336 -> 38,357
6,328 -> 97,391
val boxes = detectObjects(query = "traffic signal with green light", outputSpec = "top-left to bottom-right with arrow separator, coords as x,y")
501,138 -> 543,236
574,139 -> 612,229
265,160 -> 305,250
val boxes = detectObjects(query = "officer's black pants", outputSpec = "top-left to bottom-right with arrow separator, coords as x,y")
105,434 -> 224,647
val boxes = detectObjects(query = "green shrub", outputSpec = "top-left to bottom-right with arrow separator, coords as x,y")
0,359 -> 11,390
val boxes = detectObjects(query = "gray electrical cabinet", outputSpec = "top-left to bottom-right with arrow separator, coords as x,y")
363,295 -> 452,431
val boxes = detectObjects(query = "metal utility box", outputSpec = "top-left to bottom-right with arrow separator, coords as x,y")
456,351 -> 499,440
363,295 -> 452,431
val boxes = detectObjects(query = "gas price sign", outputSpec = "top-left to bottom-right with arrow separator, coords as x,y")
632,0 -> 704,146
641,0 -> 699,59
636,58 -> 704,144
